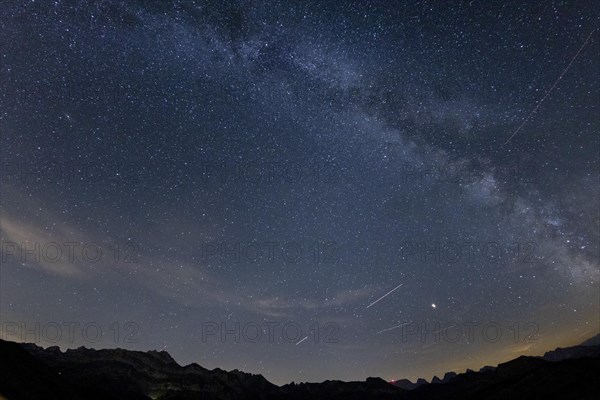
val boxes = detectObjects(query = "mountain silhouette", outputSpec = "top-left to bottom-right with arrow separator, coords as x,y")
1,334 -> 599,399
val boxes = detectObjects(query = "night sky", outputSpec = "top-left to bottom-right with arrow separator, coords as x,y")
1,0 -> 599,385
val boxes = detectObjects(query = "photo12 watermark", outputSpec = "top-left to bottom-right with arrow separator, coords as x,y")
377,321 -> 539,344
399,241 -> 539,264
199,321 -> 341,344
1,241 -> 140,264
399,160 -> 536,185
1,321 -> 141,344
200,240 -> 339,264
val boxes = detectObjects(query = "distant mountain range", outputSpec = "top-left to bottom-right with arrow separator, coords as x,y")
540,334 -> 600,362
390,333 -> 600,392
1,334 -> 599,399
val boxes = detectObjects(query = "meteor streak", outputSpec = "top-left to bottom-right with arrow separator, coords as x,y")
504,28 -> 597,144
367,283 -> 403,309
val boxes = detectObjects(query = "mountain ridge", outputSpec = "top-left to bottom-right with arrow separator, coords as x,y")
1,333 -> 599,399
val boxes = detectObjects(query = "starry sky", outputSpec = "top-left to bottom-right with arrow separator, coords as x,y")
1,0 -> 599,385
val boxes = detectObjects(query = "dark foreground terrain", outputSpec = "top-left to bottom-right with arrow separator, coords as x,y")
1,335 -> 599,400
